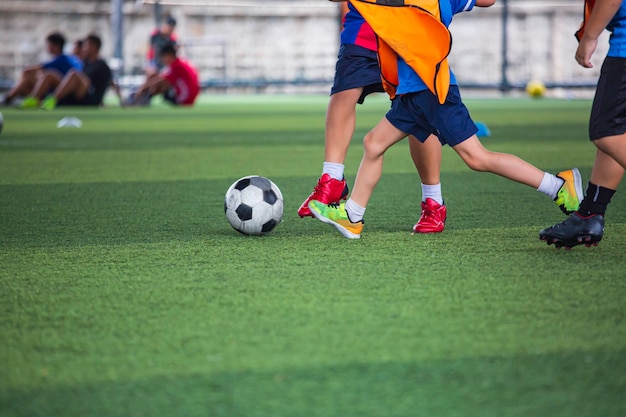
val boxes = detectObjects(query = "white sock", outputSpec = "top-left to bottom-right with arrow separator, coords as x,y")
537,172 -> 564,200
323,162 -> 344,181
421,183 -> 443,205
345,198 -> 365,223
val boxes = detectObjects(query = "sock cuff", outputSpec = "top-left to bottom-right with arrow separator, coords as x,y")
322,162 -> 345,181
345,198 -> 365,222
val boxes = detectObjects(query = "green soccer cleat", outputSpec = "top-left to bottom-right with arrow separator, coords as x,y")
18,96 -> 39,109
554,168 -> 583,215
308,200 -> 363,239
41,96 -> 57,111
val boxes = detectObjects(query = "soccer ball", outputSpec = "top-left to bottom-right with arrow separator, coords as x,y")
526,80 -> 546,98
224,175 -> 284,236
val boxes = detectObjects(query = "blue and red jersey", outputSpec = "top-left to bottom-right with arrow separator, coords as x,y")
340,3 -> 377,51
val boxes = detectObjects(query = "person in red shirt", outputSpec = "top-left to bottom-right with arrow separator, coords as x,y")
130,44 -> 199,106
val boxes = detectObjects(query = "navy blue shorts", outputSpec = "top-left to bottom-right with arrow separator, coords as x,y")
58,92 -> 101,107
331,44 -> 385,104
385,86 -> 478,147
589,56 -> 626,140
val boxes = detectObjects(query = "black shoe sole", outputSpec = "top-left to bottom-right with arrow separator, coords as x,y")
539,234 -> 602,250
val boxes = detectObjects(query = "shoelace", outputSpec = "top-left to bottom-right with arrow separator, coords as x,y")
313,179 -> 334,198
421,208 -> 441,223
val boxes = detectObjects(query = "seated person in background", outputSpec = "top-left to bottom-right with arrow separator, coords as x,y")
130,44 -> 199,106
41,34 -> 120,110
3,32 -> 82,106
145,15 -> 178,76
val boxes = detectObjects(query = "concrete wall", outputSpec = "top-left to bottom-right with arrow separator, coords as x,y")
450,2 -> 609,89
0,0 -> 609,94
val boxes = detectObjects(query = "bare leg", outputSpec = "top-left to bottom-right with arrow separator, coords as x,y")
5,68 -> 39,101
350,117 -> 408,207
452,135 -> 545,188
408,134 -> 441,185
589,148 -> 625,190
297,88 -> 364,217
593,133 -> 626,175
53,70 -> 90,101
31,71 -> 62,100
324,88 -> 364,163
149,79 -> 171,96
134,74 -> 170,104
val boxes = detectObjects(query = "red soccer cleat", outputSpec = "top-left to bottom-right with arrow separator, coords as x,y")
413,198 -> 447,233
298,173 -> 349,218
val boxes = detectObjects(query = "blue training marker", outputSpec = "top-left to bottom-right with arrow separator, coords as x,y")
475,121 -> 491,138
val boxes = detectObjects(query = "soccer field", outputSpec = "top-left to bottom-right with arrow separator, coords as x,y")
1,96 -> 625,416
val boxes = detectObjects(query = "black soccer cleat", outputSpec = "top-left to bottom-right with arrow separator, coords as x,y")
539,213 -> 604,249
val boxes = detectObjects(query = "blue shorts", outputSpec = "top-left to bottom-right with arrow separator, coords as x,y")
331,44 -> 385,104
385,86 -> 478,147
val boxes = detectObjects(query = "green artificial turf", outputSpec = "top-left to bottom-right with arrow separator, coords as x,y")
0,95 -> 625,417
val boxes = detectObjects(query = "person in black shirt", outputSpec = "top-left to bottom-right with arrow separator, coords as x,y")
41,34 -> 120,109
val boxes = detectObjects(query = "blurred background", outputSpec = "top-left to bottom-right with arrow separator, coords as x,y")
0,0 -> 608,97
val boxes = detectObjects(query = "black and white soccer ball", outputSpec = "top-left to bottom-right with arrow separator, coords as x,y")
224,175 -> 284,236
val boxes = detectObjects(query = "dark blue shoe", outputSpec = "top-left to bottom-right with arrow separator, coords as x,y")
539,213 -> 604,249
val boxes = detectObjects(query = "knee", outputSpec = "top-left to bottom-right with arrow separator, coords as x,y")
362,131 -> 386,158
65,69 -> 79,80
460,151 -> 490,172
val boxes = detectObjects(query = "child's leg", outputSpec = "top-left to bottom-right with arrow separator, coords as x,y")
452,135 -> 544,188
575,140 -> 624,217
409,134 -> 447,233
31,71 -> 63,100
452,134 -> 583,214
297,88 -> 361,217
409,134 -> 441,186
308,117 -> 407,238
148,76 -> 171,96
349,117 -> 408,208
593,134 -> 626,173
589,146 -> 625,190
6,68 -> 39,101
53,71 -> 90,102
324,87 -> 363,164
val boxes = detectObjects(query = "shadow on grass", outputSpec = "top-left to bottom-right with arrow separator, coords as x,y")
1,350 -> 625,417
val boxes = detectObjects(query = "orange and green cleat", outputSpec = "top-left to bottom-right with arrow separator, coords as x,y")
554,168 -> 583,215
308,200 -> 363,239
